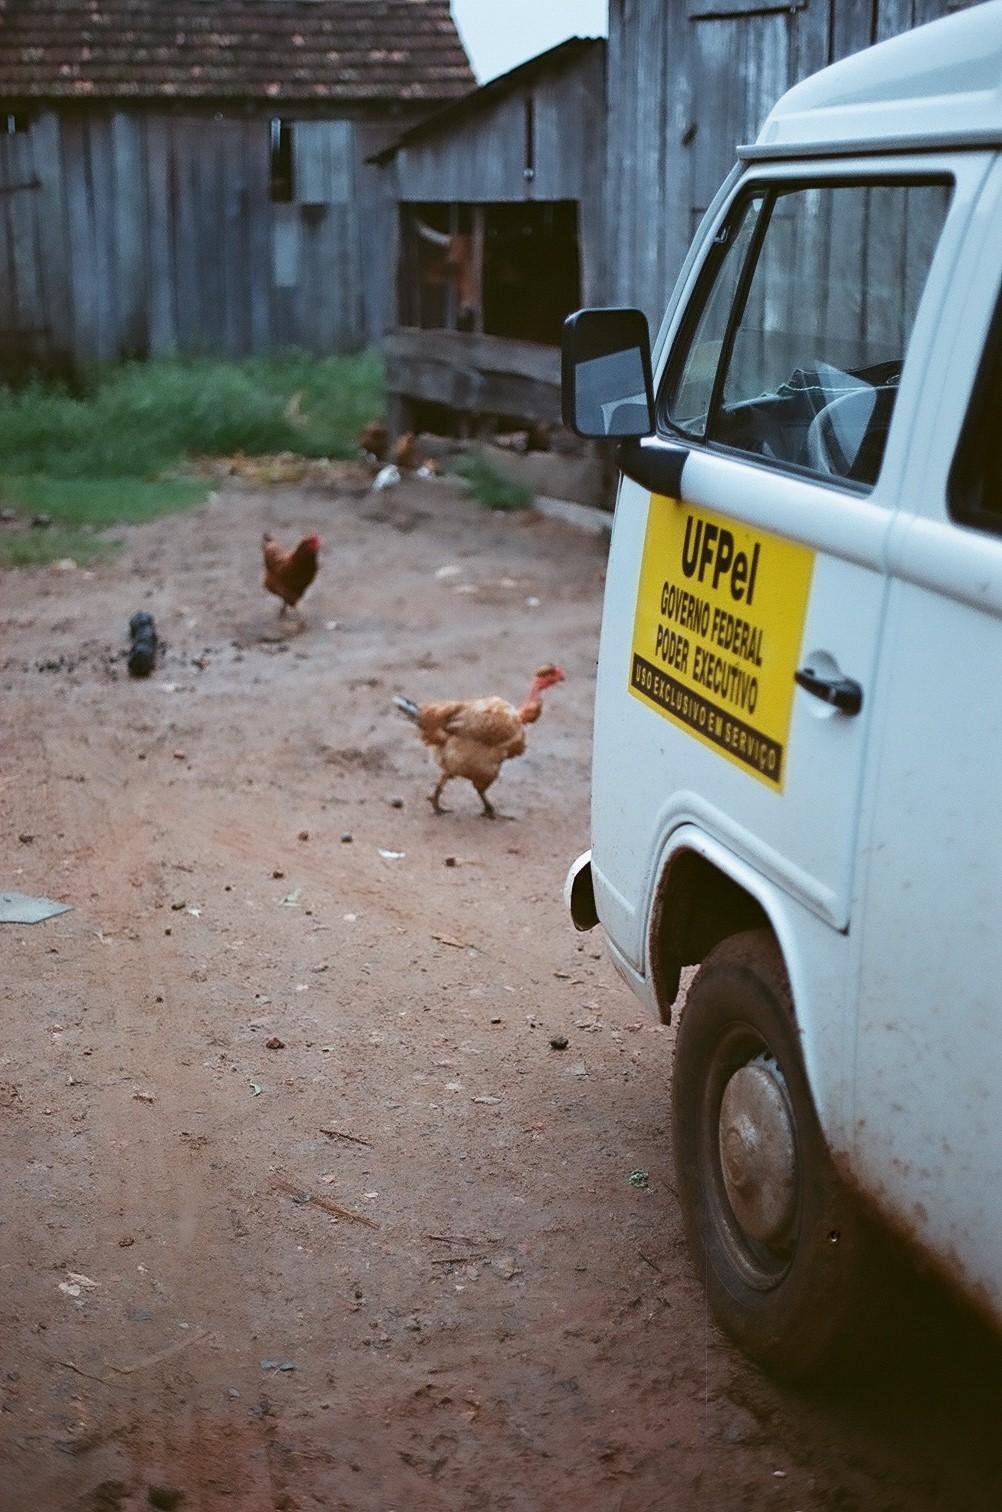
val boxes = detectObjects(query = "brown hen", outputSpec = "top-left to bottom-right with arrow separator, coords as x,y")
359,418 -> 389,462
394,664 -> 565,817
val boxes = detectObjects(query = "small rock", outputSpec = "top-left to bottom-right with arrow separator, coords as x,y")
549,1035 -> 569,1051
30,512 -> 52,529
489,1016 -> 502,1025
118,1236 -> 135,1248
226,1387 -> 241,1400
340,833 -> 353,844
172,750 -> 186,761
298,830 -> 309,842
492,1254 -> 520,1281
17,832 -> 33,844
272,869 -> 285,879
390,797 -> 404,809
444,856 -> 457,867
265,1036 -> 285,1051
147,1487 -> 185,1510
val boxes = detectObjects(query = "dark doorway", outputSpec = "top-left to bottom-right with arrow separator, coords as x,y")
400,200 -> 581,345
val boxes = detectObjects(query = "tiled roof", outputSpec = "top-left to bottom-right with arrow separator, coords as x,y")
0,0 -> 474,103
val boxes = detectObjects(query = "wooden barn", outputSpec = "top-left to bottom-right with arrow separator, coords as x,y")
0,0 -> 472,376
605,0 -> 985,330
373,38 -> 606,438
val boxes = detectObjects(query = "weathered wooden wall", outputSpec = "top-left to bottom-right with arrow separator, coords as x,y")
605,0 -> 985,329
0,106 -> 399,372
389,43 -> 606,304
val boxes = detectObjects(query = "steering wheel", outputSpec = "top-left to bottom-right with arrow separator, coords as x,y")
805,383 -> 897,485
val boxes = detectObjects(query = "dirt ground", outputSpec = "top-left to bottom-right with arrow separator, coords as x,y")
1,476 -> 1000,1512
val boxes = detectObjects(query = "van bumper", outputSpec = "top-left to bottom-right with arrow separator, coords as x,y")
564,850 -> 599,931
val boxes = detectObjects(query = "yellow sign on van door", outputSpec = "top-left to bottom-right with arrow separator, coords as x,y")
630,496 -> 815,789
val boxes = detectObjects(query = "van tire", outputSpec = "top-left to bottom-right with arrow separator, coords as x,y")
671,928 -> 872,1378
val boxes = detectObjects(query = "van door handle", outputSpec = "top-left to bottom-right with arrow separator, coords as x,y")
794,666 -> 863,715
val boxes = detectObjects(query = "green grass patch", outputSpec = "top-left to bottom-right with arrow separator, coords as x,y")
0,475 -> 209,528
0,525 -> 112,569
0,351 -> 385,566
0,476 -> 211,567
0,351 -> 384,479
449,451 -> 534,512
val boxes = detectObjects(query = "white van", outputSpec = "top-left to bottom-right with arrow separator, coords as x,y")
562,3 -> 1002,1376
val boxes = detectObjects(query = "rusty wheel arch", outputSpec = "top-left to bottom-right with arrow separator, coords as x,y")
648,848 -> 770,1022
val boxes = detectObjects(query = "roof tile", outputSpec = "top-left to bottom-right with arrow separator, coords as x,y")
0,0 -> 474,102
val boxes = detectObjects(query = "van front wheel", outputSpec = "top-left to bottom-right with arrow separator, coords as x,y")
671,929 -> 872,1377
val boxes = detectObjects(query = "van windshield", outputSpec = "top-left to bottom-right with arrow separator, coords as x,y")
665,180 -> 953,489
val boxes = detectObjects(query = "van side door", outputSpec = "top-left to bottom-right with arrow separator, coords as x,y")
851,159 -> 1002,1323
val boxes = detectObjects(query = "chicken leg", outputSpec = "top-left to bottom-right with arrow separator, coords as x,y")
429,775 -> 450,814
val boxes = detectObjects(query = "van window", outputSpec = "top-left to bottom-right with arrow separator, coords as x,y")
664,180 -> 952,490
949,283 -> 1002,535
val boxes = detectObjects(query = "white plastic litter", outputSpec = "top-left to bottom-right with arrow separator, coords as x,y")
0,891 -> 72,925
372,464 -> 401,492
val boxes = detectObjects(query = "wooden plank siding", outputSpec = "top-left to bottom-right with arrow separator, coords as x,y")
604,0 -> 986,329
0,106 -> 387,374
385,43 -> 606,309
0,131 -> 44,348
388,47 -> 605,218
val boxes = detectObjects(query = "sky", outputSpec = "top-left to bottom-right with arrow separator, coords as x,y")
451,0 -> 608,84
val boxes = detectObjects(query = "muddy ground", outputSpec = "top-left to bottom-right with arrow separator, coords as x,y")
1,476 -> 1000,1512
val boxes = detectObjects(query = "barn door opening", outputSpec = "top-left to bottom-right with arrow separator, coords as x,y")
400,200 -> 581,344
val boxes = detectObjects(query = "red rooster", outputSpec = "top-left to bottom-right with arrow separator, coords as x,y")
261,531 -> 321,624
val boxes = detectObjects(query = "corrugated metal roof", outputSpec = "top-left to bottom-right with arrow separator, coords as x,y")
0,0 -> 474,103
370,37 -> 604,162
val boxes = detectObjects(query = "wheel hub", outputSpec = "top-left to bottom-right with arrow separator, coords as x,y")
718,1057 -> 797,1246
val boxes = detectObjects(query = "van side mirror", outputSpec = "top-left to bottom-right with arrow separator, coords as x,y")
561,308 -> 655,439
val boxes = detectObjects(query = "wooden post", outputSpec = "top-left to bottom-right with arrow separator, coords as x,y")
445,201 -> 458,330
471,204 -> 485,335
